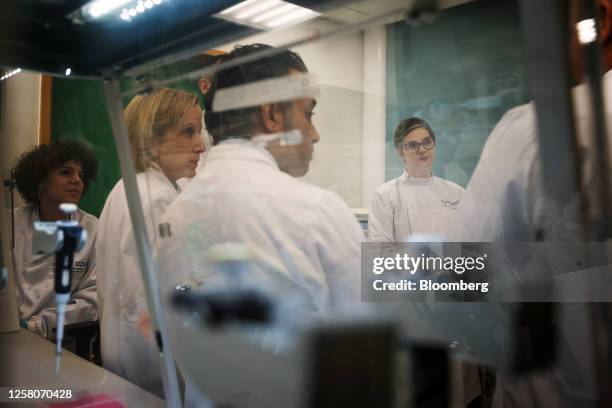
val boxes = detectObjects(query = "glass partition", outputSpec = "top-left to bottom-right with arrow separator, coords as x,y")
113,1 -> 534,405
3,0 -> 611,406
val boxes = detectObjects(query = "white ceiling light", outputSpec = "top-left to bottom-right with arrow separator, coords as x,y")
215,0 -> 320,30
0,68 -> 22,82
219,0 -> 258,15
234,0 -> 280,20
83,0 -> 132,19
264,6 -> 316,28
80,0 -> 163,22
577,18 -> 597,45
251,3 -> 294,23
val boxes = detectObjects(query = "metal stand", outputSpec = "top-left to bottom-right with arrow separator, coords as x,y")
103,76 -> 182,408
519,0 -> 580,210
520,0 -> 612,405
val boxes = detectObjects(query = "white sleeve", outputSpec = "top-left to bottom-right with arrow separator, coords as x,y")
446,105 -> 539,242
31,238 -> 98,338
307,192 -> 364,307
368,188 -> 396,242
98,187 -> 163,391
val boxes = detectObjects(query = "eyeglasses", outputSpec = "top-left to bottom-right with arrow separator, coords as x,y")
403,137 -> 435,154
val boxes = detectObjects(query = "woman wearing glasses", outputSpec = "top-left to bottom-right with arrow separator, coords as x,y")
369,117 -> 464,241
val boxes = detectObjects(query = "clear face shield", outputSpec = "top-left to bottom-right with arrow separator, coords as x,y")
17,0 -> 612,406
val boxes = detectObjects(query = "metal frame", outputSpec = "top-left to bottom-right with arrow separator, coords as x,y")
581,0 -> 612,239
519,0 -> 581,212
520,2 -> 612,406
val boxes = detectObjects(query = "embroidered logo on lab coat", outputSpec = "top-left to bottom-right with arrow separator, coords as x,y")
51,260 -> 87,274
441,199 -> 460,209
73,261 -> 87,274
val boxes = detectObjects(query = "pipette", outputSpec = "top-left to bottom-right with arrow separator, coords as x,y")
53,203 -> 87,373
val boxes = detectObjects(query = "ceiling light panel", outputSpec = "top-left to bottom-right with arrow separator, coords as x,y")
215,0 -> 320,30
79,0 -> 164,22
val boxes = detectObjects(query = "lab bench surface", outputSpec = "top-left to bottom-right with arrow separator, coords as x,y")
0,329 -> 165,407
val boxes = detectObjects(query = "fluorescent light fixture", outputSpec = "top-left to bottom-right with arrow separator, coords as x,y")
219,0 -> 258,16
80,0 -> 163,22
0,68 -> 22,82
577,18 -> 596,45
83,0 -> 132,19
264,7 -> 316,28
251,3 -> 293,23
215,0 -> 320,30
234,0 -> 280,20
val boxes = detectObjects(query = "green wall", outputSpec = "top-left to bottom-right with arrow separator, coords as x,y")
51,78 -> 119,217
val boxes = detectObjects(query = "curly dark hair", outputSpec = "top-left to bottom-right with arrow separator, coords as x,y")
12,140 -> 98,206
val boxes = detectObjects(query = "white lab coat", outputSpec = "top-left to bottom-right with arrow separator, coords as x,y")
12,205 -> 98,338
447,71 -> 612,406
156,140 -> 364,407
158,139 -> 364,312
368,175 -> 474,406
446,103 -> 542,242
448,69 -> 612,242
97,165 -> 178,396
369,171 -> 465,241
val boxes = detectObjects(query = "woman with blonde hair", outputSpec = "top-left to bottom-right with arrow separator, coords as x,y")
97,87 -> 205,396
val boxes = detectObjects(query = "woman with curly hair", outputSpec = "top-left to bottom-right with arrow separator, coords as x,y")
11,139 -> 99,338
97,87 -> 205,395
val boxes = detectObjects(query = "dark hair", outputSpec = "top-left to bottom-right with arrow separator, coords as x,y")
393,117 -> 436,148
204,43 -> 308,144
12,140 -> 98,206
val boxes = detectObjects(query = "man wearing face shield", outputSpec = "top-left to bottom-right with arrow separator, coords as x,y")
158,43 -> 363,313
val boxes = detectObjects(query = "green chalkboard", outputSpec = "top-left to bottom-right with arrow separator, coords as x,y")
385,0 -> 529,187
51,78 -> 119,217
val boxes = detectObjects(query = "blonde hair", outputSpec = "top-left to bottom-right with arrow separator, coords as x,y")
124,88 -> 199,171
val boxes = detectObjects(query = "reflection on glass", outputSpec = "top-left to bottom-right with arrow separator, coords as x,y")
12,0 -> 610,406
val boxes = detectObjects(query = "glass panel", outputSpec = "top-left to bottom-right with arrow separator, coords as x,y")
3,0 -> 611,406
114,1 -> 535,406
